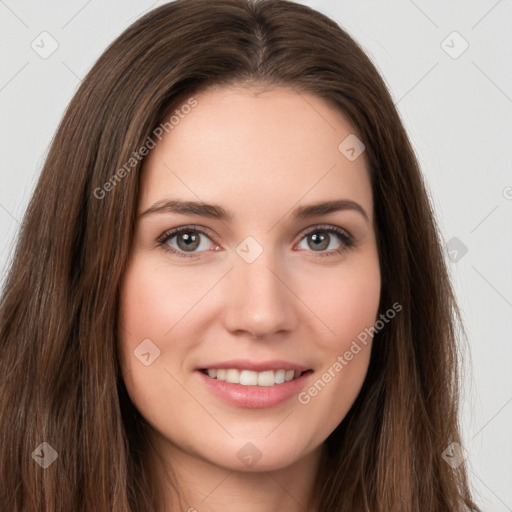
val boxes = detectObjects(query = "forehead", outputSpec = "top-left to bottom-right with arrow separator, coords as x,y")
138,85 -> 373,223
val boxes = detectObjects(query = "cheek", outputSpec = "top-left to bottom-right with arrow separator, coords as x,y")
293,254 -> 380,433
117,260 -> 180,391
117,259 -> 198,429
119,277 -> 162,336
295,253 -> 381,352
118,257 -> 210,346
331,270 -> 381,345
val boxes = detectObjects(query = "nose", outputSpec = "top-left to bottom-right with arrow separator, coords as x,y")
221,248 -> 298,339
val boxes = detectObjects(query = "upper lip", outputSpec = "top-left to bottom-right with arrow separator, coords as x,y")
197,359 -> 312,373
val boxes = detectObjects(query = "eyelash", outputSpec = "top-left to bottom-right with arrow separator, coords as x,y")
156,224 -> 356,259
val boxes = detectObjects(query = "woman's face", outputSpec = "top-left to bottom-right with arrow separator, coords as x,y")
118,85 -> 381,473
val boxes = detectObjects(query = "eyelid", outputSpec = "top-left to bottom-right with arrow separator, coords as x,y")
293,223 -> 356,257
156,224 -> 219,258
156,224 -> 216,245
297,223 -> 353,241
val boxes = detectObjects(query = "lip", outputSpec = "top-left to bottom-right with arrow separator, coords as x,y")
197,359 -> 311,373
196,361 -> 314,409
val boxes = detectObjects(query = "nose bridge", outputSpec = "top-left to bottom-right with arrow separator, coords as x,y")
222,238 -> 297,338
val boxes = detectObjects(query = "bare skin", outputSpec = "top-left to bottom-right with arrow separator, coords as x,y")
118,85 -> 381,512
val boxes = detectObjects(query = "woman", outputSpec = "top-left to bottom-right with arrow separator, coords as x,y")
0,0 -> 480,510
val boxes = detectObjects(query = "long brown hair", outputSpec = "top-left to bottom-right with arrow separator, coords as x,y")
0,0 -> 480,510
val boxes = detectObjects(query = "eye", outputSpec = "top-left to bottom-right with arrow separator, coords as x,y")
157,226 -> 219,258
157,224 -> 356,259
295,225 -> 355,257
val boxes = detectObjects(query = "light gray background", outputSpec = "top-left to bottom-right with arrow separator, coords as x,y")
1,0 -> 511,509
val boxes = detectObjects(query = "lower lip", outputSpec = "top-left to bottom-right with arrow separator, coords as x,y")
197,370 -> 313,409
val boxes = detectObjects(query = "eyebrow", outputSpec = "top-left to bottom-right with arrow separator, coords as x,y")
140,198 -> 369,223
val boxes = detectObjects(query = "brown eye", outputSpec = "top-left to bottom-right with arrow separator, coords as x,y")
175,231 -> 201,251
305,232 -> 331,251
296,225 -> 355,257
158,226 -> 218,257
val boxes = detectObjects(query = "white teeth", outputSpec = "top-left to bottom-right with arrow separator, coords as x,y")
257,370 -> 275,387
203,368 -> 305,386
239,370 -> 258,386
274,369 -> 285,384
225,369 -> 240,384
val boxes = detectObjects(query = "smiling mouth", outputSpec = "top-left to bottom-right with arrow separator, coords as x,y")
199,368 -> 313,387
